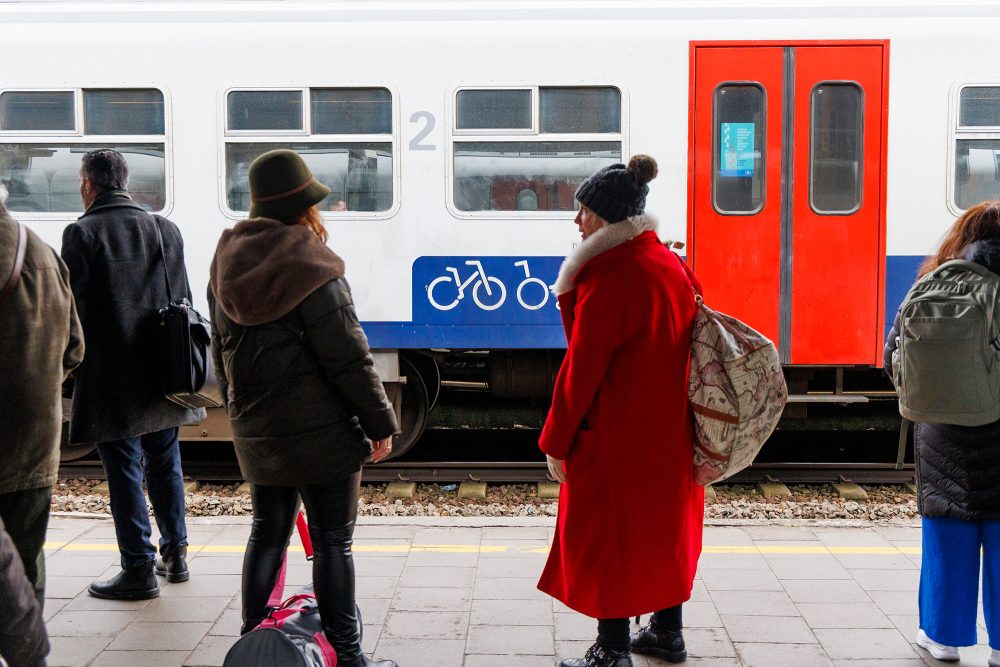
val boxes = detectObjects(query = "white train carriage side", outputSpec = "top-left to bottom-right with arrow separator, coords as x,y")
3,1 -> 1000,455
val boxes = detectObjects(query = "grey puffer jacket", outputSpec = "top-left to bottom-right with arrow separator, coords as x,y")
208,218 -> 398,486
884,238 -> 1000,520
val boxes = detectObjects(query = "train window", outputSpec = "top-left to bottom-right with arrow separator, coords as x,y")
225,143 -> 392,213
953,85 -> 1000,211
456,89 -> 532,130
451,86 -> 624,214
223,87 -> 395,216
0,91 -> 75,132
540,87 -> 621,133
85,89 -> 164,135
712,84 -> 765,215
959,87 -> 1000,128
810,83 -> 863,215
228,90 -> 304,132
0,87 -> 168,215
311,88 -> 391,135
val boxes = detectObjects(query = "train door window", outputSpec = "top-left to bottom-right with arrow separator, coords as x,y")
451,86 -> 624,215
712,83 -> 765,214
953,85 -> 1000,211
0,88 -> 168,215
223,87 -> 395,217
809,83 -> 863,214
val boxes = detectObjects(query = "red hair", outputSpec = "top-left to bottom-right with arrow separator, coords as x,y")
919,200 -> 1000,278
295,205 -> 328,244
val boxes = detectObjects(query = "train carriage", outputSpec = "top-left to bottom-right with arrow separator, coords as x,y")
3,0 -> 1000,459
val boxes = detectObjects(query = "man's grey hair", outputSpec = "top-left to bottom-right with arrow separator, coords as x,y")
81,149 -> 129,193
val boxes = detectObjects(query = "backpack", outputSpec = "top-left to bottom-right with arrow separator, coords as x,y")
891,259 -> 1000,426
688,295 -> 788,485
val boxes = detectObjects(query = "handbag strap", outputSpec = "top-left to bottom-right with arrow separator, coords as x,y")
0,222 -> 27,310
150,215 -> 174,303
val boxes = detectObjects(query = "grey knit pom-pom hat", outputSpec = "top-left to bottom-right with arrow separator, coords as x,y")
574,154 -> 659,223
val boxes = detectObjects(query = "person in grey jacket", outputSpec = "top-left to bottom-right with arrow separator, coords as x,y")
0,516 -> 48,667
0,183 -> 84,606
208,149 -> 398,667
885,200 -> 1000,666
61,149 -> 204,601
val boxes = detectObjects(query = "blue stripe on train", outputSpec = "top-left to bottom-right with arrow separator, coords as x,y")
363,255 -> 927,351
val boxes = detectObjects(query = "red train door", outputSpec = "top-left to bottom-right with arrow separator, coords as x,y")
689,43 -> 888,365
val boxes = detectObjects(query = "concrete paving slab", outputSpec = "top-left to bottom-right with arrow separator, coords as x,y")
185,634 -> 234,666
768,557 -> 853,580
554,612 -> 596,641
383,610 -> 470,639
91,650 -> 193,667
851,568 -> 921,591
45,575 -> 94,599
45,609 -> 139,637
46,636 -> 113,667
685,627 -> 739,658
106,621 -> 211,651
356,575 -> 399,598
782,579 -> 870,603
721,614 -> 817,643
207,608 -> 242,637
710,590 -> 799,616
736,642 -> 833,666
354,555 -> 407,577
866,590 -> 920,616
814,627 -> 920,660
373,638 -> 466,667
393,586 -> 472,612
701,568 -> 783,591
42,597 -> 69,621
466,624 -> 554,655
797,602 -> 895,629
471,598 -> 552,626
136,595 -> 230,623
398,565 -> 475,588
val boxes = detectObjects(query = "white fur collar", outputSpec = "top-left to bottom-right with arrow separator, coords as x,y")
553,214 -> 658,296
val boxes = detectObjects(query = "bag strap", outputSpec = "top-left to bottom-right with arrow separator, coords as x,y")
0,222 -> 27,310
150,215 -> 174,304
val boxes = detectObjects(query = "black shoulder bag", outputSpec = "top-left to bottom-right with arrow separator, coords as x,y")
152,216 -> 223,409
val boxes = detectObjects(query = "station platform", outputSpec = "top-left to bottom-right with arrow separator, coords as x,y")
37,516 -> 993,666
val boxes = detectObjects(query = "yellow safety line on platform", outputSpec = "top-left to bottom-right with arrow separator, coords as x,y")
43,542 -> 922,555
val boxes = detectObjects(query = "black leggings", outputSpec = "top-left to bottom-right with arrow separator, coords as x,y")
241,472 -> 363,660
598,605 -> 683,652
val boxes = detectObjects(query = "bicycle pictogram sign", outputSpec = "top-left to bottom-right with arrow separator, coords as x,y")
426,259 -> 556,312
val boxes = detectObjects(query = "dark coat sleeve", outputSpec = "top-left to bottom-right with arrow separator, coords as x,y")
60,223 -> 92,326
884,307 -> 901,384
296,279 -> 399,441
207,288 -> 230,409
0,518 -> 48,667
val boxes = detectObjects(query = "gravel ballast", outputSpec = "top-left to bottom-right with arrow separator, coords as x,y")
51,479 -> 918,522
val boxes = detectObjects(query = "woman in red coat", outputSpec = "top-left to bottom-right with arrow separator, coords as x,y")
539,155 -> 704,667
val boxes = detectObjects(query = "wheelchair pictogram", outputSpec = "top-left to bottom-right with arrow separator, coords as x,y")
427,260 -> 507,311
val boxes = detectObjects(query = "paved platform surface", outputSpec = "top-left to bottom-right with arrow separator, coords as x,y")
37,516 -> 994,666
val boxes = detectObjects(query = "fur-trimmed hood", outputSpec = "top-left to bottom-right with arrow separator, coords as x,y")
210,218 -> 345,326
553,214 -> 658,296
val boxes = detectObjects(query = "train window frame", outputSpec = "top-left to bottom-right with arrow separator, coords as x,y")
808,80 -> 865,216
0,86 -> 173,220
711,81 -> 767,216
447,84 -> 628,220
219,85 -> 400,222
949,83 -> 1000,216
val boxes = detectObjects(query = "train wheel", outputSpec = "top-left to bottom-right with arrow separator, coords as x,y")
383,356 -> 430,461
404,352 -> 441,410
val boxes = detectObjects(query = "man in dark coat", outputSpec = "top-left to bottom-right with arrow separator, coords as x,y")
0,516 -> 49,667
0,184 -> 84,607
61,149 -> 204,600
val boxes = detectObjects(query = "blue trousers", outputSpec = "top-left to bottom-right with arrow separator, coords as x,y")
96,427 -> 188,569
920,515 -> 1000,649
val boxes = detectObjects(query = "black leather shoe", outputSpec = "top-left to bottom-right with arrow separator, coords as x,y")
154,545 -> 189,583
560,642 -> 633,667
630,621 -> 686,663
88,561 -> 159,600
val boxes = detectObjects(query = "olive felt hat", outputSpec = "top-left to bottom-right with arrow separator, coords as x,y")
574,154 -> 659,223
248,149 -> 331,220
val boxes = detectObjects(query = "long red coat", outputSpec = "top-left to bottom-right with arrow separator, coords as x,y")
538,215 -> 704,619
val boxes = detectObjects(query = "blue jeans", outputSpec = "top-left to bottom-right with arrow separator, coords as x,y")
96,427 -> 187,569
920,515 -> 1000,649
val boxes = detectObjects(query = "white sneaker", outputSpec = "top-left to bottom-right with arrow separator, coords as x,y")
988,647 -> 999,667
915,629 -> 960,662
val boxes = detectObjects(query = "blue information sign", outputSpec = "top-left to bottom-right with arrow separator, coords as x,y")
719,122 -> 755,177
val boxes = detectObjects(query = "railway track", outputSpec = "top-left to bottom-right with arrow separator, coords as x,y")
59,459 -> 915,485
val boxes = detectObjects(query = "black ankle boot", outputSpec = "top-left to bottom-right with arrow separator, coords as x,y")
630,620 -> 686,663
155,545 -> 189,583
560,641 -> 633,667
88,561 -> 159,600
